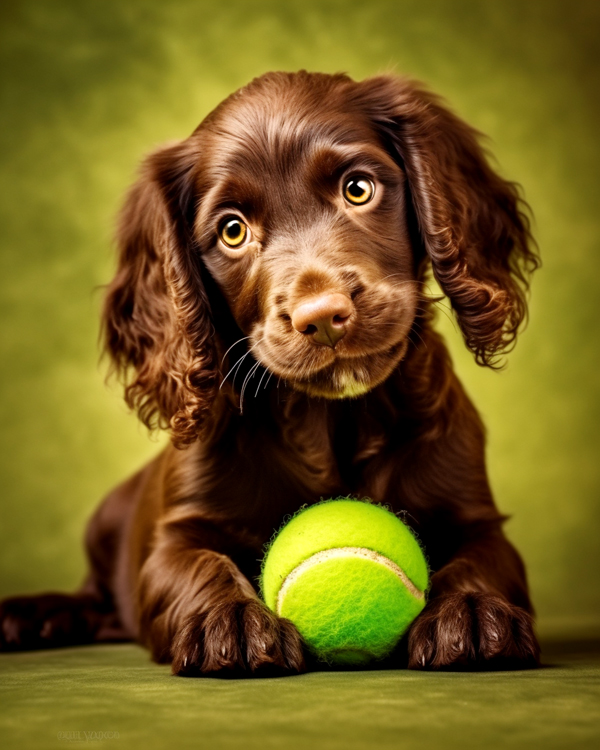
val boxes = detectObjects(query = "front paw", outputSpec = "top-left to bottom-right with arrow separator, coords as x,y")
171,599 -> 306,677
408,592 -> 540,670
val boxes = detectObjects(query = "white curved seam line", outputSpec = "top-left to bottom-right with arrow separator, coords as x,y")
276,546 -> 424,615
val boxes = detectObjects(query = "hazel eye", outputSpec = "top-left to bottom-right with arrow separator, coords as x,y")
343,177 -> 375,205
219,217 -> 248,248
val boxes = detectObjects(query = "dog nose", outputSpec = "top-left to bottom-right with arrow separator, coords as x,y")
291,293 -> 353,348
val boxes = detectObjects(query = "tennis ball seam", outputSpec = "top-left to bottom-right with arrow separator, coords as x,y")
276,546 -> 425,615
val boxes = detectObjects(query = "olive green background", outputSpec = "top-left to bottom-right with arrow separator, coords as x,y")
0,0 -> 599,640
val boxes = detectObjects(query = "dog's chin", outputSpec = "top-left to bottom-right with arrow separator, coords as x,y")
290,373 -> 373,400
277,339 -> 409,400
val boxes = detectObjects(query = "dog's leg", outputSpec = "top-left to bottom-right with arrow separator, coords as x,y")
136,518 -> 305,677
0,590 -> 126,652
407,529 -> 540,670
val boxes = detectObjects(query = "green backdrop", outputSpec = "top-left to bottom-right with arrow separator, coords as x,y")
0,0 -> 598,640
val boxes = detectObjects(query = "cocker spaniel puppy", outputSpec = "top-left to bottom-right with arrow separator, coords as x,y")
0,71 -> 540,674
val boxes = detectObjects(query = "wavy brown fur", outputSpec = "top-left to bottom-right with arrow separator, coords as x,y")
103,141 -> 218,446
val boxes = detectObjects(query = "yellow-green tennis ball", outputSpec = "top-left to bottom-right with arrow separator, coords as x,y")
261,499 -> 429,666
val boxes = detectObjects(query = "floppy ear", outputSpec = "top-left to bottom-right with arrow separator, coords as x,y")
357,76 -> 539,366
102,140 -> 218,446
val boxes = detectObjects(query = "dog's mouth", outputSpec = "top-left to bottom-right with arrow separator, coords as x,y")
253,337 -> 408,399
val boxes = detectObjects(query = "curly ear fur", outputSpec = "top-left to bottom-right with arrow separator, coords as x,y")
102,141 -> 218,447
357,76 -> 539,366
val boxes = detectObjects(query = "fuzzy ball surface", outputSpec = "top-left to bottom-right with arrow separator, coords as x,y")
261,499 -> 429,666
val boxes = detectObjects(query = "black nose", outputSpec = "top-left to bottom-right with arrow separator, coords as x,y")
291,293 -> 354,348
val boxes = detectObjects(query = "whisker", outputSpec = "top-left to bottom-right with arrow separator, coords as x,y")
219,349 -> 253,390
220,335 -> 251,367
263,370 -> 274,391
231,343 -> 261,388
410,326 -> 428,350
380,274 -> 419,284
422,296 -> 458,331
239,361 -> 262,414
434,305 -> 458,331
254,366 -> 270,397
219,338 -> 264,390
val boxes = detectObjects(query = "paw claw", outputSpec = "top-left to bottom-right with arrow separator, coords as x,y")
408,592 -> 539,671
171,599 -> 305,678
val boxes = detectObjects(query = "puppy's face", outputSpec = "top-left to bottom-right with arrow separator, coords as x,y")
105,72 -> 535,444
192,81 -> 418,399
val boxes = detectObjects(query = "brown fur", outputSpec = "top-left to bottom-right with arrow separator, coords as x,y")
0,72 -> 540,674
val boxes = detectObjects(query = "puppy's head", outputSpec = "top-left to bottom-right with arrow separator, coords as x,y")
103,72 -> 537,445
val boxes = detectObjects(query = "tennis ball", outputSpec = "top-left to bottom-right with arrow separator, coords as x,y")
261,499 -> 428,666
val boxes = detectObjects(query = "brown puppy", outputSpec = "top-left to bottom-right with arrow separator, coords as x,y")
0,72 -> 540,675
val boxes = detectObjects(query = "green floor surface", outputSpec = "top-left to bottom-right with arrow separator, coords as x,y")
1,642 -> 599,750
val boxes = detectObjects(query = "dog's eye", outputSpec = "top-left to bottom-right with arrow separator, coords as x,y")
219,217 -> 248,248
343,177 -> 374,205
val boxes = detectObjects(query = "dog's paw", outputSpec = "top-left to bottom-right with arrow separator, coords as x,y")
0,594 -> 100,651
407,592 -> 540,670
171,599 -> 306,677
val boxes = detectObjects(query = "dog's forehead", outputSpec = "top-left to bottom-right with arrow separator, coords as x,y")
198,80 -> 379,177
